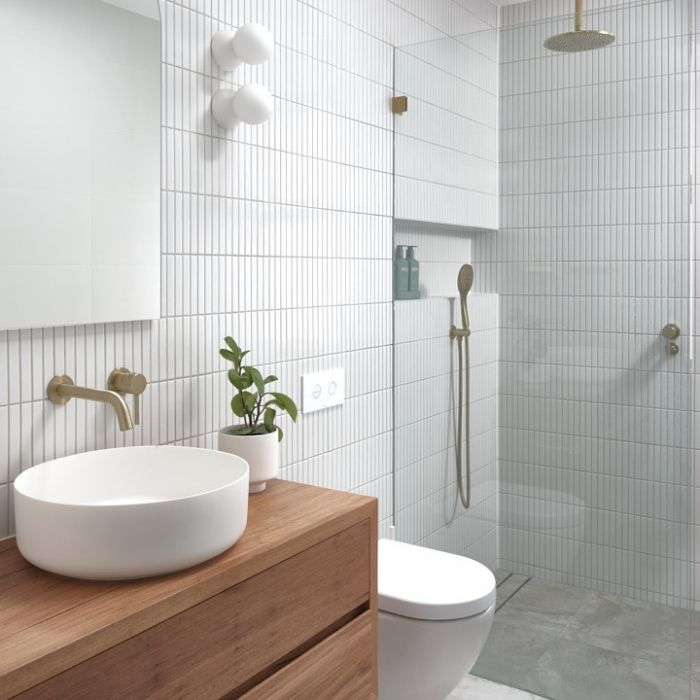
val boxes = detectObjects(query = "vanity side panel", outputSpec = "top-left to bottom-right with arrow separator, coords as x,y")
14,520 -> 371,700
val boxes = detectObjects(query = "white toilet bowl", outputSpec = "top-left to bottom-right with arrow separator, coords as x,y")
378,539 -> 496,700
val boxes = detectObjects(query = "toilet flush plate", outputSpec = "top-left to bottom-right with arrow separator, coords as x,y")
301,368 -> 345,413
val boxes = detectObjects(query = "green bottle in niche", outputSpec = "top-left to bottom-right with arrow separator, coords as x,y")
406,246 -> 419,298
394,246 -> 410,300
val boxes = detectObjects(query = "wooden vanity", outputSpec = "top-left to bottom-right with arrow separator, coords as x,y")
0,480 -> 378,699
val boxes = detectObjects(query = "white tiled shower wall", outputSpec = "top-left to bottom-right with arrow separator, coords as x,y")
394,25 -> 499,229
392,8 -> 500,566
393,293 -> 500,568
0,0 -> 499,538
394,222 -> 500,566
477,0 -> 696,606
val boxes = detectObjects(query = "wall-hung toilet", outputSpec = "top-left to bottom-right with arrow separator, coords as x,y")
378,539 -> 496,700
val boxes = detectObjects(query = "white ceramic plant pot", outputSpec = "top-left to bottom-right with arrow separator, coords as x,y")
218,428 -> 279,493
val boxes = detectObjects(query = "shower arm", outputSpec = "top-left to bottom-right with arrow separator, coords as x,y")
575,0 -> 583,32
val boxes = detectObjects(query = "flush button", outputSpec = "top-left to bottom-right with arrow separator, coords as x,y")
301,369 -> 345,413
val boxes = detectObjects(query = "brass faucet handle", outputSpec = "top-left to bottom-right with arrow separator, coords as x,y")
662,323 -> 680,340
107,368 -> 148,425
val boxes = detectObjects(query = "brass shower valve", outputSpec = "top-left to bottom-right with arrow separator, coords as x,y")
662,324 -> 680,356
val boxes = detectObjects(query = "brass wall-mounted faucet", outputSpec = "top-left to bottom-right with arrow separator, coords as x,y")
107,368 -> 148,425
47,375 -> 134,431
47,369 -> 148,431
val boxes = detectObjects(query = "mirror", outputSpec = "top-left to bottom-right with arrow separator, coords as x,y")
0,0 -> 161,331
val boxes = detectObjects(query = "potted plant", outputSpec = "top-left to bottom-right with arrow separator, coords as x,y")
218,337 -> 298,493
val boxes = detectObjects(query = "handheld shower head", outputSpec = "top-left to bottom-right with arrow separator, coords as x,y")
457,264 -> 474,331
457,264 -> 474,297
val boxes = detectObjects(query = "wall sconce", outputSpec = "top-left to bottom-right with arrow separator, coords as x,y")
211,23 -> 273,72
211,84 -> 273,128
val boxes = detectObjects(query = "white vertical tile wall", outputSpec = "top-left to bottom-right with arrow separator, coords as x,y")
392,0 -> 500,566
394,27 -> 500,229
489,0 -> 695,606
692,0 -> 700,611
0,0 -> 501,540
394,294 -> 499,568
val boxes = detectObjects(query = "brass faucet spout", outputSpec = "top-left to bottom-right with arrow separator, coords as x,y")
47,375 -> 133,431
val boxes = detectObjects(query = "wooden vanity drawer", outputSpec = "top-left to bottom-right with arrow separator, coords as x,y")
239,610 -> 376,700
15,519 -> 371,700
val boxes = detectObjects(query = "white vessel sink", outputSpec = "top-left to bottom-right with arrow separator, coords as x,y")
13,446 -> 249,580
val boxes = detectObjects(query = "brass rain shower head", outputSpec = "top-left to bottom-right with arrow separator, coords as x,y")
544,0 -> 615,53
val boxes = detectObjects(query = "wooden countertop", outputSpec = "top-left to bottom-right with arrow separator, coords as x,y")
0,480 -> 377,699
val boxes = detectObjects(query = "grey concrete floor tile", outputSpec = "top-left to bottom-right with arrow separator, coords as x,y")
505,578 -> 598,617
691,617 -> 700,699
560,590 -> 691,673
531,638 -> 690,700
496,574 -> 530,609
495,568 -> 512,586
471,619 -> 558,689
495,578 -> 597,636
473,577 -> 694,700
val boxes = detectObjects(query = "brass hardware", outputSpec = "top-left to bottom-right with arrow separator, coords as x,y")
662,323 -> 680,339
47,375 -> 133,431
575,0 -> 582,31
662,324 -> 681,356
108,368 -> 148,426
449,325 -> 470,339
47,374 -> 74,405
391,96 -> 408,114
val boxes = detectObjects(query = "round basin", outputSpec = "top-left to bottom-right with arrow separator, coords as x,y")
13,446 -> 249,580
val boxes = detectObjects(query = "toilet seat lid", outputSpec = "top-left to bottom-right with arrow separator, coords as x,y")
378,539 -> 496,621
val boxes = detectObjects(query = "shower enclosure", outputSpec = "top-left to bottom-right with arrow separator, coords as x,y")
392,0 -> 697,697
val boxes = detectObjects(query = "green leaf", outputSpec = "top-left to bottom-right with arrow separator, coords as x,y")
243,392 -> 258,412
268,392 -> 298,422
230,394 -> 247,418
263,407 -> 276,433
224,336 -> 242,355
263,375 -> 278,384
233,425 -> 255,436
276,426 -> 284,442
228,369 -> 251,391
232,391 -> 256,419
244,366 -> 265,395
239,350 -> 250,360
219,349 -> 237,363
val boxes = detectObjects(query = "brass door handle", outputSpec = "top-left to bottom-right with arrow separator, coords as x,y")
107,368 -> 148,425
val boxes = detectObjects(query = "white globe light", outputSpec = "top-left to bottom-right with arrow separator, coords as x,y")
233,84 -> 273,125
231,23 -> 273,65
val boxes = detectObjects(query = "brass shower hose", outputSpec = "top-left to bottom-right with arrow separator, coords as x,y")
455,330 -> 471,509
452,262 -> 474,510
